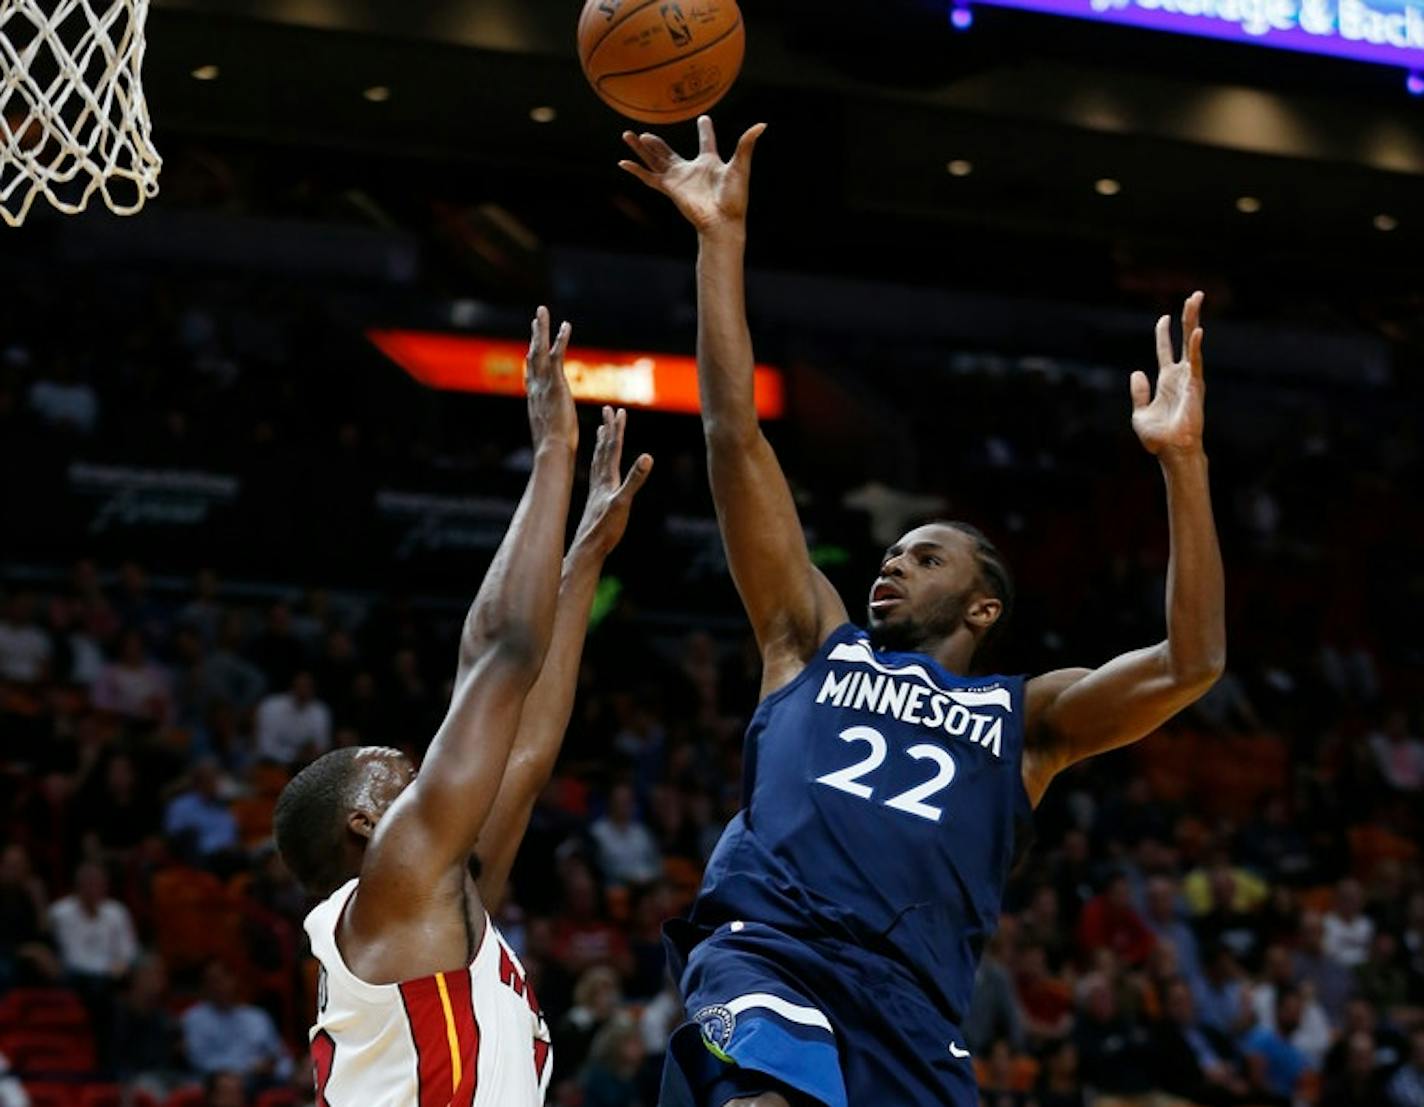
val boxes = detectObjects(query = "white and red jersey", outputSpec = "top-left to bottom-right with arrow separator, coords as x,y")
304,879 -> 552,1107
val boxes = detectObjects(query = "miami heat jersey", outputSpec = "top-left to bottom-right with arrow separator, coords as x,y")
304,880 -> 552,1107
690,623 -> 1033,1023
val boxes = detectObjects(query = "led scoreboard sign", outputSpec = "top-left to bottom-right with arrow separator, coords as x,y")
970,0 -> 1424,72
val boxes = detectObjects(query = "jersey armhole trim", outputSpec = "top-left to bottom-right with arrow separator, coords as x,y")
752,622 -> 863,719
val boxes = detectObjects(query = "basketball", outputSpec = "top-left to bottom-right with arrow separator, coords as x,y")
578,0 -> 744,124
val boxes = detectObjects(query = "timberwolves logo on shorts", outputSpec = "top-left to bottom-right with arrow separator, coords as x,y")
693,1004 -> 736,1059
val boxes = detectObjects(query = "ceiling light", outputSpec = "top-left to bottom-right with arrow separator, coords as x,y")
363,86 -> 391,103
530,106 -> 558,124
1236,196 -> 1262,214
946,159 -> 973,177
1374,213 -> 1399,232
191,65 -> 219,81
1094,178 -> 1121,196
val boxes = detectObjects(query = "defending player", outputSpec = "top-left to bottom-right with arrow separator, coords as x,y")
620,120 -> 1225,1107
273,309 -> 652,1107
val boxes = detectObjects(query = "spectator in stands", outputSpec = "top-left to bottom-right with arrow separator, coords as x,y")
1073,973 -> 1152,1099
1035,1038 -> 1085,1107
77,751 -> 161,854
550,860 -> 632,977
48,861 -> 137,983
1196,945 -> 1248,1036
1019,885 -> 1069,972
1144,875 -> 1206,995
46,592 -> 104,686
579,1012 -> 647,1107
1324,878 -> 1376,968
248,602 -> 304,689
1014,941 -> 1074,1044
0,843 -> 57,986
253,670 -> 331,766
1386,1026 -> 1424,1107
1323,1030 -> 1388,1107
1294,910 -> 1355,1022
1357,930 -> 1412,1017
163,757 -> 239,863
1370,709 -> 1424,793
966,925 -> 1024,1056
1194,866 -> 1265,970
554,966 -> 623,1091
0,590 -> 51,683
180,960 -> 292,1086
111,954 -> 184,1095
590,782 -> 662,887
1237,986 -> 1313,1104
1150,978 -> 1253,1106
1251,943 -> 1332,1065
1076,872 -> 1155,967
979,1037 -> 1033,1107
205,613 -> 267,712
178,568 -> 225,648
112,563 -> 170,648
203,1071 -> 249,1107
92,628 -> 173,725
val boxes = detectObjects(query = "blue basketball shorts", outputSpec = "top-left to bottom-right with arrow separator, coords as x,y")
658,920 -> 979,1107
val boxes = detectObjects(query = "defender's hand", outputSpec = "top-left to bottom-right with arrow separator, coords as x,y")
618,115 -> 766,233
526,306 -> 577,451
1133,291 -> 1206,458
574,406 -> 653,558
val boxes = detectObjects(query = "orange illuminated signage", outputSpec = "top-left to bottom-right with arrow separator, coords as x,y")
368,331 -> 785,419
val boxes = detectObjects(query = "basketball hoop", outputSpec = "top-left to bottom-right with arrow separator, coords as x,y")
0,0 -> 161,227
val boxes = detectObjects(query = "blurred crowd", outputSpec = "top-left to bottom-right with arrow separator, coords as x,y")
1,268 -> 1423,1107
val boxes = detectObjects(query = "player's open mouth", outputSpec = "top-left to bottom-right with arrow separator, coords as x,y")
870,583 -> 904,611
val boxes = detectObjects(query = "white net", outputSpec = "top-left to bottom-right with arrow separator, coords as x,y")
0,0 -> 161,227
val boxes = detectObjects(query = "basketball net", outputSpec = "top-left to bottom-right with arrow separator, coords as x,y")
0,0 -> 161,227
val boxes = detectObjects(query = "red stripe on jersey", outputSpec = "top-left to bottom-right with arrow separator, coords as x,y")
446,971 -> 481,1106
399,975 -> 454,1107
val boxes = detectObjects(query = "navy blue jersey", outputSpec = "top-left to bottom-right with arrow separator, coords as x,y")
690,623 -> 1033,1024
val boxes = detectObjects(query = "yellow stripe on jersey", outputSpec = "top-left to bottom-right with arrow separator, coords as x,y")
434,971 -> 463,1093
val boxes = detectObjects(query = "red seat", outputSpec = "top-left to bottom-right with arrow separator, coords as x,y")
2,1030 -> 97,1074
163,1088 -> 206,1107
20,1083 -> 76,1107
0,989 -> 89,1033
254,1091 -> 298,1107
74,1085 -> 158,1107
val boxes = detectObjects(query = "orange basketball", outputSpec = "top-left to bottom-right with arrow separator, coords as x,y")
578,0 -> 744,124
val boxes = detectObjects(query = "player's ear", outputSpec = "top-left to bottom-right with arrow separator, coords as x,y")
967,595 -> 1003,632
348,810 -> 376,841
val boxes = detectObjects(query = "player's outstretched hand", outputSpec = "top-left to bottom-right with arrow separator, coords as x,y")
618,115 -> 766,233
1132,291 -> 1206,458
526,306 -> 577,451
574,406 -> 653,558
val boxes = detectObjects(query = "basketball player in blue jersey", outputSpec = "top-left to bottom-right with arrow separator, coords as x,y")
620,118 -> 1225,1107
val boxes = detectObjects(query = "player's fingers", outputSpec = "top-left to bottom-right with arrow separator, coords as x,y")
617,160 -> 662,191
1130,369 -> 1152,410
617,453 -> 654,500
551,320 -> 572,362
1182,290 -> 1203,342
638,132 -> 678,167
1188,327 -> 1205,379
526,306 -> 549,367
1154,314 -> 1173,370
733,122 -> 767,168
593,405 -> 617,479
697,115 -> 718,157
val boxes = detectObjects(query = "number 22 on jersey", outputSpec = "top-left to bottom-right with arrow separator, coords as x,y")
814,725 -> 958,823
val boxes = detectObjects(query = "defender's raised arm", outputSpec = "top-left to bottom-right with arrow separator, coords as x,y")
476,407 -> 652,909
621,117 -> 846,696
350,307 -> 580,929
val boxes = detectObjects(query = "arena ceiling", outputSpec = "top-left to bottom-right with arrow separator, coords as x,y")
121,1 -> 1424,295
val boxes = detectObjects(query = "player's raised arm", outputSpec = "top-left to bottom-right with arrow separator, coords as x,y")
351,307 -> 579,926
475,407 -> 652,909
1023,292 -> 1226,805
620,116 -> 847,694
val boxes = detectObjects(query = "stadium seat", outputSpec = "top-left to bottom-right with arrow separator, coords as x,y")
162,1087 -> 206,1107
151,866 -> 244,972
2,1030 -> 97,1074
0,988 -> 88,1034
254,1090 -> 299,1107
19,1084 -> 76,1107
